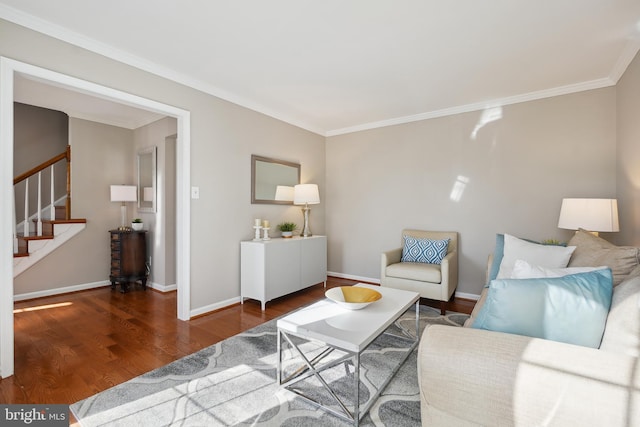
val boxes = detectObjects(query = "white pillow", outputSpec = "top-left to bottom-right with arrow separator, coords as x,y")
511,259 -> 606,279
496,234 -> 576,279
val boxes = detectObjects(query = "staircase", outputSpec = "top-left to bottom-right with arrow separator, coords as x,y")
13,145 -> 87,277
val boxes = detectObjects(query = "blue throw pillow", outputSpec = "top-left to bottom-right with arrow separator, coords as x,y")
401,236 -> 450,264
487,234 -> 505,284
472,269 -> 613,348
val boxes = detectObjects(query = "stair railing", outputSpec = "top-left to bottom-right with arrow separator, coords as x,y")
13,145 -> 71,240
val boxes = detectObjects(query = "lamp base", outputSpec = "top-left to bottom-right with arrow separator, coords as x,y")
301,205 -> 312,237
120,204 -> 127,228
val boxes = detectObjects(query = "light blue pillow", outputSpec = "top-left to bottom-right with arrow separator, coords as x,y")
487,234 -> 505,284
401,236 -> 450,264
472,269 -> 613,348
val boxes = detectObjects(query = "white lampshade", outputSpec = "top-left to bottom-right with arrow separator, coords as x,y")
110,185 -> 137,228
110,185 -> 137,202
274,185 -> 294,202
558,198 -> 619,232
293,184 -> 320,205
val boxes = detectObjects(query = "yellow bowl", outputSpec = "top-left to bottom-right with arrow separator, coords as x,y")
325,286 -> 382,310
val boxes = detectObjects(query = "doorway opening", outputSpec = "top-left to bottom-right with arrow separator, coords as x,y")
0,57 -> 192,378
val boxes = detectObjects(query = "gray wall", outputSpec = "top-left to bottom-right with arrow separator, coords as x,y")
133,117 -> 177,288
2,19 -> 326,310
326,88 -> 617,296
13,103 -> 68,219
6,16 -> 639,304
616,51 -> 640,247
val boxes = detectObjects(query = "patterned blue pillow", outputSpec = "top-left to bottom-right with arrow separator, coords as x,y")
401,236 -> 450,264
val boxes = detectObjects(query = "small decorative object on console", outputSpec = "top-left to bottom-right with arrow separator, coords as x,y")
253,218 -> 262,241
277,222 -> 297,238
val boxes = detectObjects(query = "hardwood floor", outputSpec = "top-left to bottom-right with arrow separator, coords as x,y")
0,276 -> 475,419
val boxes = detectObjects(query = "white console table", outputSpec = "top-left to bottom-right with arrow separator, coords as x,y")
241,235 -> 327,310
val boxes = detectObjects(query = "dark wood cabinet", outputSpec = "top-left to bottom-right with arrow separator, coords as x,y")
109,230 -> 148,293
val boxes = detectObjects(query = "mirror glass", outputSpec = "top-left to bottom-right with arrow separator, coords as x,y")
251,155 -> 300,204
137,146 -> 156,212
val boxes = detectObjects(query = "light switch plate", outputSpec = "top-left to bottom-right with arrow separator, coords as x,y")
191,186 -> 200,199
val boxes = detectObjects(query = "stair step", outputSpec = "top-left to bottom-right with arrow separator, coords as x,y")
44,218 -> 87,225
16,233 -> 54,240
14,218 -> 87,258
55,205 -> 66,220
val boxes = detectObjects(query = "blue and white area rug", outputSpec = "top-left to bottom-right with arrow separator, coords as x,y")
71,305 -> 468,426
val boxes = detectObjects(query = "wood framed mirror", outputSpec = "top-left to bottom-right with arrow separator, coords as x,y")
137,146 -> 157,212
251,155 -> 300,204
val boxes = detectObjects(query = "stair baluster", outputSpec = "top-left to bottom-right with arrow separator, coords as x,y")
12,188 -> 17,253
13,145 -> 84,265
50,164 -> 55,220
23,177 -> 29,236
36,171 -> 42,236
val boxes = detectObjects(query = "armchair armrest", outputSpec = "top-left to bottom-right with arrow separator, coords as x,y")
418,325 -> 640,427
381,248 -> 402,281
438,249 -> 458,300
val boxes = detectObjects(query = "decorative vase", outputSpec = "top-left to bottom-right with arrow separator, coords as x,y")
131,222 -> 143,231
281,231 -> 293,238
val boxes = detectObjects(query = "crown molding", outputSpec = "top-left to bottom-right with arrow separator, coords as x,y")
2,4 -> 636,139
609,38 -> 640,83
326,78 -> 616,137
0,5 -> 326,136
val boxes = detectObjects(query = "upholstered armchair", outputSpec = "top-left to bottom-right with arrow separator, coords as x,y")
381,229 -> 458,314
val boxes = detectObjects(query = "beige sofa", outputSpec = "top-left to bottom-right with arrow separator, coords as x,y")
418,230 -> 640,426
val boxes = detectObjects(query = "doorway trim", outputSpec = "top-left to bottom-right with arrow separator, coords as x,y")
0,57 -> 192,378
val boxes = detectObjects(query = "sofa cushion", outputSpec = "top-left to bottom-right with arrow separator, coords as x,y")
567,228 -> 639,286
512,259 -> 605,279
496,234 -> 576,279
471,269 -> 613,348
401,236 -> 450,264
385,262 -> 442,283
600,274 -> 640,356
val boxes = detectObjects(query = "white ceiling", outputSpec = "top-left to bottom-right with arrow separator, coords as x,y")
2,1 -> 640,136
14,74 -> 166,129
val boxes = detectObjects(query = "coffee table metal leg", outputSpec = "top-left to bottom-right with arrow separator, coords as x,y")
277,329 -> 282,384
277,302 -> 421,425
354,353 -> 360,426
415,300 -> 420,338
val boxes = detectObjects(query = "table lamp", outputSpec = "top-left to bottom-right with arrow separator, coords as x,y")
110,185 -> 137,229
294,184 -> 320,237
558,198 -> 619,236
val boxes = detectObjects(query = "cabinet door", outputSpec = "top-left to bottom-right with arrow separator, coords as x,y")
240,243 -> 266,302
121,232 -> 146,276
265,240 -> 301,300
301,236 -> 327,288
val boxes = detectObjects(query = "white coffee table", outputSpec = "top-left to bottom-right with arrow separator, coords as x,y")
276,284 -> 420,426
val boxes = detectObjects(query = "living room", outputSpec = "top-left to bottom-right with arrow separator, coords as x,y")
1,2 -> 640,424
2,3 -> 638,319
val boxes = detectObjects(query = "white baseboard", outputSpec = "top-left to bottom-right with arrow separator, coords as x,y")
148,281 -> 177,292
328,271 -> 380,284
14,280 -> 109,302
327,271 -> 480,301
455,291 -> 480,301
190,296 -> 241,318
13,279 -> 180,301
